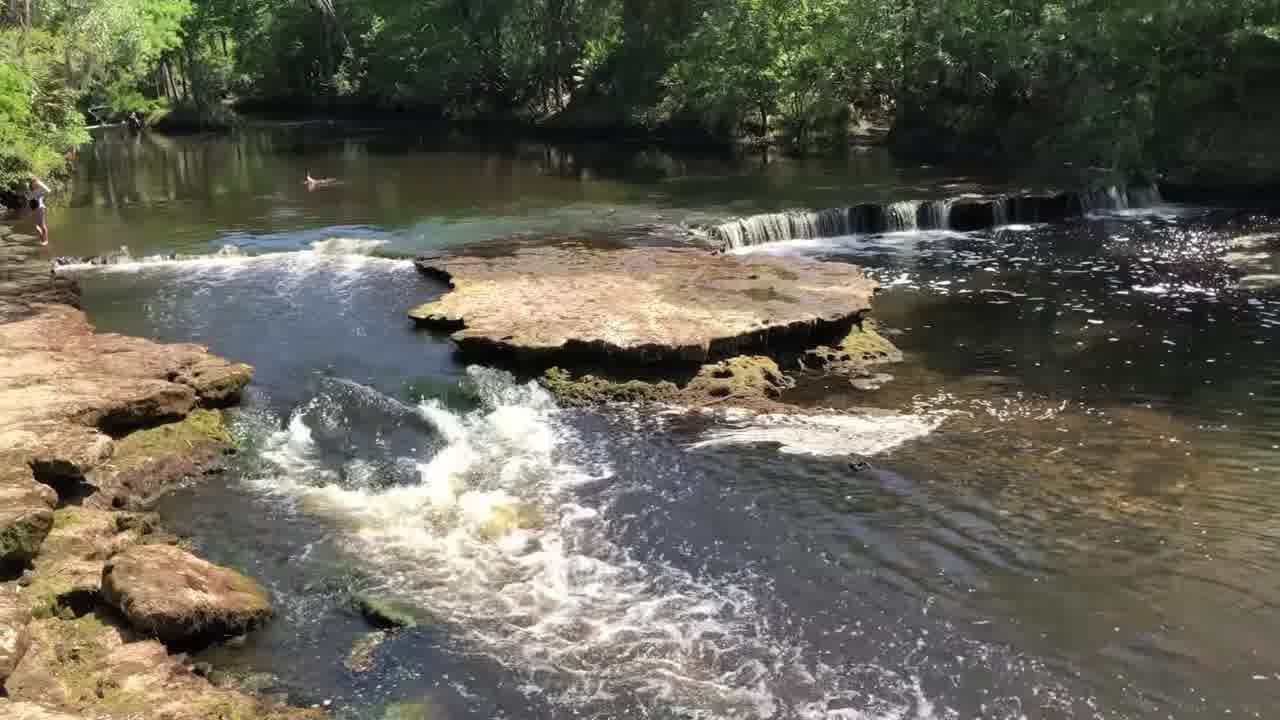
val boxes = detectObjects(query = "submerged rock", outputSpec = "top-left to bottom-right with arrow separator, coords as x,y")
355,594 -> 437,630
383,699 -> 443,720
409,244 -> 877,363
101,545 -> 273,646
344,631 -> 388,673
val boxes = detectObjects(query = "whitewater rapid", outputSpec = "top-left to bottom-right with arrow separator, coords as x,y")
238,368 -> 959,719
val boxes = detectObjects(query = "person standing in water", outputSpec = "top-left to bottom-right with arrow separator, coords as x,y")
27,176 -> 50,247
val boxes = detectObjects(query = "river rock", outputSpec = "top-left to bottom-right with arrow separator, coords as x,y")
0,463 -> 57,572
0,301 -> 252,437
100,545 -> 272,646
0,700 -> 85,720
5,614 -> 322,719
85,409 -> 235,511
803,321 -> 905,377
0,587 -> 32,682
409,244 -> 877,363
21,508 -> 155,619
355,594 -> 437,630
0,233 -> 252,509
543,355 -> 794,411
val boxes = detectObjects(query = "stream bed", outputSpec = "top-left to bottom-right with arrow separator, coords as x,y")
57,125 -> 1280,719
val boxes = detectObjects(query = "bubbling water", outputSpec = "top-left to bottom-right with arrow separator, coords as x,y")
243,367 -> 959,719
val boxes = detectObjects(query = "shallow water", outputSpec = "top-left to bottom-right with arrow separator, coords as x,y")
54,127 -> 1280,719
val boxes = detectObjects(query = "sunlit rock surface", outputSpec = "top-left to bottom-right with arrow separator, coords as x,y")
410,244 -> 877,362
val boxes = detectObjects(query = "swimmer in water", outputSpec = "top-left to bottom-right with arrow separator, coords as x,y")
304,172 -> 339,190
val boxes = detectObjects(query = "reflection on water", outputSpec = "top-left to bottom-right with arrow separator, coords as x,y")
63,129 -> 1280,719
58,125 -> 1065,260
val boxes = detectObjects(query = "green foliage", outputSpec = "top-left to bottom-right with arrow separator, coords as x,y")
0,0 -> 192,192
8,0 -> 1280,181
0,31 -> 90,192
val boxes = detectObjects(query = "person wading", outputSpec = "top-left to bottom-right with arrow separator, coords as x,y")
27,176 -> 51,247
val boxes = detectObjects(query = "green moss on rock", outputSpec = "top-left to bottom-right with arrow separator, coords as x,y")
383,699 -> 442,720
805,321 -> 904,374
0,508 -> 53,569
541,368 -> 679,406
112,409 -> 233,465
684,356 -> 792,401
355,595 -> 438,630
542,356 -> 792,410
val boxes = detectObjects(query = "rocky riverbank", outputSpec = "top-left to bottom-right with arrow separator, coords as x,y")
0,227 -> 324,720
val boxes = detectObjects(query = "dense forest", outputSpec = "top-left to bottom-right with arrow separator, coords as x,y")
4,0 -> 1280,192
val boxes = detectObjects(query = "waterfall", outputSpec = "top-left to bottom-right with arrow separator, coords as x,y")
1081,185 -> 1129,212
885,201 -> 920,231
918,200 -> 953,230
1127,185 -> 1164,208
709,182 -> 1165,250
849,204 -> 884,234
1081,184 -> 1163,213
711,208 -> 852,249
992,197 -> 1009,227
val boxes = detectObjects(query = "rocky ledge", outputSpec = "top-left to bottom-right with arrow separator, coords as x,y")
0,227 -> 321,719
409,243 -> 878,363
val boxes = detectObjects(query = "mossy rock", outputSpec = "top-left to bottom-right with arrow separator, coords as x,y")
0,508 -> 53,570
190,696 -> 317,720
355,595 -> 438,630
343,630 -> 388,673
541,368 -> 679,407
383,699 -> 443,720
100,544 -> 273,646
805,321 -> 904,374
684,355 -> 792,401
111,409 -> 234,465
12,614 -> 120,707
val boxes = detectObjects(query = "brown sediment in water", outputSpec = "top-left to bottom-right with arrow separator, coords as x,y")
0,228 -> 324,720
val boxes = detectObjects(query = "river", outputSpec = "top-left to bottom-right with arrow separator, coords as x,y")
50,125 -> 1280,719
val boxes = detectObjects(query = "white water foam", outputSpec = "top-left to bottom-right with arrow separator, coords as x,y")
56,237 -> 408,276
689,409 -> 947,457
246,367 -> 954,719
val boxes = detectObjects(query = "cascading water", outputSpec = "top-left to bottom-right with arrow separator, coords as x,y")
992,197 -> 1010,227
885,201 -> 921,231
244,367 -> 954,718
711,209 -> 853,249
1081,184 -> 1163,214
710,183 -> 1166,250
1081,185 -> 1130,212
917,200 -> 953,230
1127,184 -> 1164,208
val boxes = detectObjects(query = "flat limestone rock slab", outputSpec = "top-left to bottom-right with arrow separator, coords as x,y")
0,229 -> 252,565
0,699 -> 87,720
410,245 -> 877,362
